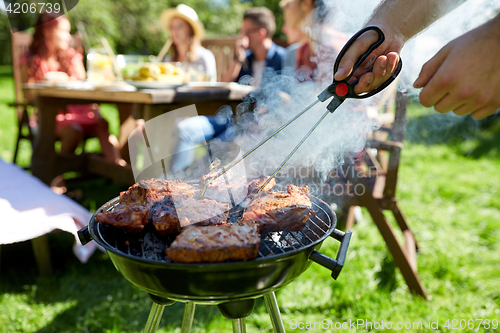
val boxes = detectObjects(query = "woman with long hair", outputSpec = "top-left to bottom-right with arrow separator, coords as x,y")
20,13 -> 124,166
160,4 -> 216,82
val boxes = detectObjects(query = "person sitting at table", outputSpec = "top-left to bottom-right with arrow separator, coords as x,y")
221,7 -> 286,86
160,4 -> 217,82
280,0 -> 308,71
281,0 -> 347,85
20,13 -> 125,167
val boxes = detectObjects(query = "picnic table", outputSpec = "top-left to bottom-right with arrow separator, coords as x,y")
24,82 -> 254,185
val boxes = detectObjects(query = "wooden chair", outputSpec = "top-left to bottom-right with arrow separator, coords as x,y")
202,37 -> 237,82
341,90 -> 428,299
10,32 -> 35,166
10,31 -> 85,167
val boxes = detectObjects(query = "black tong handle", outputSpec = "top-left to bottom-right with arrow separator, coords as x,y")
318,26 -> 402,108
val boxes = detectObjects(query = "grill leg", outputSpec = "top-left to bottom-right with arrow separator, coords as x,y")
143,302 -> 165,333
264,292 -> 286,333
181,302 -> 196,333
232,318 -> 247,333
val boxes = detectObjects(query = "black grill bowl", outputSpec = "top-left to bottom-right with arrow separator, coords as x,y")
81,196 -> 351,304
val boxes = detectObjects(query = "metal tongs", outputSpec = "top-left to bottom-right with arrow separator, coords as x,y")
201,26 -> 402,198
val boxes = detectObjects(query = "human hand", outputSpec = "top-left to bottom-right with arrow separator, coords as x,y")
413,19 -> 500,120
234,34 -> 249,63
334,22 -> 405,95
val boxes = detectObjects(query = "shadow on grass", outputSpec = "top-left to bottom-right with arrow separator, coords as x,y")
405,110 -> 500,159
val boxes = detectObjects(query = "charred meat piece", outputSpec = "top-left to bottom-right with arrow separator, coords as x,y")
95,204 -> 149,233
100,178 -> 199,233
242,185 -> 312,233
150,196 -> 180,236
119,179 -> 197,208
151,196 -> 229,236
166,221 -> 261,263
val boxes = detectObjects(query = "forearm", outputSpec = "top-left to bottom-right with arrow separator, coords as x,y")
221,60 -> 242,82
367,0 -> 468,41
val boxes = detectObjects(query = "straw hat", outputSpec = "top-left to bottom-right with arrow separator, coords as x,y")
160,4 -> 205,40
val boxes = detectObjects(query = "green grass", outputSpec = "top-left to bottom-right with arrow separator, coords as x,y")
1,65 -> 499,332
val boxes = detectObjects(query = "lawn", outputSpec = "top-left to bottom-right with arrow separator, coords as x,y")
0,64 -> 499,332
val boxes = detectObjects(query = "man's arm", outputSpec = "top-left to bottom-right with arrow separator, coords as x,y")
334,0 -> 468,93
221,59 -> 243,82
221,35 -> 248,82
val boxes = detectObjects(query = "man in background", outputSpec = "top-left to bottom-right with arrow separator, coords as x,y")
222,7 -> 286,86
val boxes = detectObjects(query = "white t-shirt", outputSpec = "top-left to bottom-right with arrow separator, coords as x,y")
252,60 -> 266,86
164,46 -> 217,82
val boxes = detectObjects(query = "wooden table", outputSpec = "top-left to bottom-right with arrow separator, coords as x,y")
24,83 -> 253,185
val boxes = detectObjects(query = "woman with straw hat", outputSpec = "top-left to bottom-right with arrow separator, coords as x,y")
160,4 -> 217,82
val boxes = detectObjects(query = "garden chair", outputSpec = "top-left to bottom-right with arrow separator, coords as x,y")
201,37 -> 237,82
341,90 -> 428,299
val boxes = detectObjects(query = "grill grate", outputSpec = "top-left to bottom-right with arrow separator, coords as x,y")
95,199 -> 334,263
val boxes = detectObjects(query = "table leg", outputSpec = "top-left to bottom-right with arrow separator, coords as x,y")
31,97 -> 59,184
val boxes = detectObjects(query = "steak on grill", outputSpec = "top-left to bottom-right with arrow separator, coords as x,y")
151,196 -> 229,236
242,185 -> 313,234
97,179 -> 200,234
95,203 -> 150,233
165,220 -> 261,263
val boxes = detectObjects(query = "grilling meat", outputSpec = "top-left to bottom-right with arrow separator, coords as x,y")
151,196 -> 229,236
119,179 -> 197,207
242,185 -> 313,233
247,176 -> 276,196
97,179 -> 200,234
166,220 -> 261,263
95,203 -> 149,233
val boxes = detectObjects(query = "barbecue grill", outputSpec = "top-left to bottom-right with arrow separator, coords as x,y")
78,195 -> 351,333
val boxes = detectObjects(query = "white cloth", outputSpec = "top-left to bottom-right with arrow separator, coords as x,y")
0,159 -> 98,263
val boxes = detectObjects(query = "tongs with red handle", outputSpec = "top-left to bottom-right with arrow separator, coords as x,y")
201,26 -> 402,198
318,25 -> 402,112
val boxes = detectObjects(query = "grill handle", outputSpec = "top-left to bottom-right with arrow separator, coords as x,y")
310,229 -> 352,280
77,226 -> 93,245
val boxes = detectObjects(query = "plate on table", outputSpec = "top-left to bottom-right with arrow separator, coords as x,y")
54,81 -> 94,90
126,80 -> 185,90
